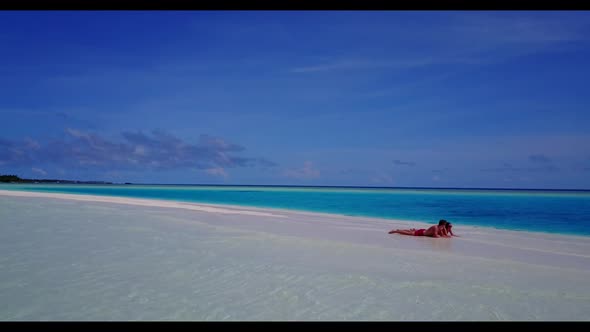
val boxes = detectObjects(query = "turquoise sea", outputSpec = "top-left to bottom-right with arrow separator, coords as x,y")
1,184 -> 590,237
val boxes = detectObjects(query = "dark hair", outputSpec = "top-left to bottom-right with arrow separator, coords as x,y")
438,219 -> 448,226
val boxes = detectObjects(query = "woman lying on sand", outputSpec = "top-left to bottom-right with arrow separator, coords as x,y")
444,222 -> 459,237
388,219 -> 455,238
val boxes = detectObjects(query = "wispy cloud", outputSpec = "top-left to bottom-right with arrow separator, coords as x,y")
0,129 -> 276,172
205,167 -> 229,179
292,13 -> 589,75
393,159 -> 416,167
573,167 -> 590,172
453,14 -> 588,46
437,13 -> 590,67
256,158 -> 278,168
0,108 -> 98,130
31,167 -> 47,176
529,154 -> 551,163
370,173 -> 394,185
291,58 -> 437,73
482,155 -> 555,173
340,168 -> 397,185
24,138 -> 40,150
0,138 -> 35,166
283,161 -> 320,180
340,168 -> 373,176
290,54 -> 483,75
481,164 -> 559,173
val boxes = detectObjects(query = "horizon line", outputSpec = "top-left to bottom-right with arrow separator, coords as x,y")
129,183 -> 590,192
3,174 -> 589,191
4,181 -> 589,192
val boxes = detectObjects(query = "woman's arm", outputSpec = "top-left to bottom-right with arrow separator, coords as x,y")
440,226 -> 451,238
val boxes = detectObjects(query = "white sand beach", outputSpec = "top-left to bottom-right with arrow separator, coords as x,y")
1,189 -> 589,321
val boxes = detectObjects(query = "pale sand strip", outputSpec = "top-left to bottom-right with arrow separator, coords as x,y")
0,189 -> 287,218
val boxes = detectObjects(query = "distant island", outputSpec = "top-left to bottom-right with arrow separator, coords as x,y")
0,174 -> 113,185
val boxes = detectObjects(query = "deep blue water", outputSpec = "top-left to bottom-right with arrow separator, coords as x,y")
2,184 -> 590,236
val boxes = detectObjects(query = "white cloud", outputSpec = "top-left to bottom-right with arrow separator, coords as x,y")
0,128 -> 274,172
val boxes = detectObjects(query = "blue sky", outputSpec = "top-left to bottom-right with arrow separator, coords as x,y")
1,11 -> 590,189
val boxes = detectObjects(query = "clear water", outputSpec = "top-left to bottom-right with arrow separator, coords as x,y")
1,184 -> 590,237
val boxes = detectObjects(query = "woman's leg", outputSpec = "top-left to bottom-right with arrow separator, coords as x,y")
388,229 -> 416,236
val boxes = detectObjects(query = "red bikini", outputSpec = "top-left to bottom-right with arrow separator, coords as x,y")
414,229 -> 426,236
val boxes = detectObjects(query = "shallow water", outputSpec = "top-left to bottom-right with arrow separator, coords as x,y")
1,184 -> 589,236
